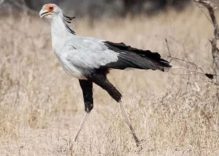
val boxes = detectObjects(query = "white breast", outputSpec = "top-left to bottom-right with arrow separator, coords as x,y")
50,15 -> 86,79
55,52 -> 86,79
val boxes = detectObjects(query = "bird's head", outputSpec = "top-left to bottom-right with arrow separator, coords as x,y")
39,3 -> 61,19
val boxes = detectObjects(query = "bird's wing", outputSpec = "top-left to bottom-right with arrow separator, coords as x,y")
62,37 -> 171,76
62,37 -> 119,74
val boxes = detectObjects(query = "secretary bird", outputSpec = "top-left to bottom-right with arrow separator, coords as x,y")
39,3 -> 171,146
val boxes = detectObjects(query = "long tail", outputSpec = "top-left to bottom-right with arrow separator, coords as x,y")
118,51 -> 171,71
104,41 -> 171,71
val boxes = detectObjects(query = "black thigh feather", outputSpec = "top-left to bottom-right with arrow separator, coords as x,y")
79,80 -> 93,113
88,74 -> 122,102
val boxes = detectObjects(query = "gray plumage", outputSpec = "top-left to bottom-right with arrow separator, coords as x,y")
39,3 -> 171,112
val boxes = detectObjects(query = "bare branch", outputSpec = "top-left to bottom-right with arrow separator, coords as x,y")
195,0 -> 219,98
195,0 -> 219,38
195,0 -> 219,76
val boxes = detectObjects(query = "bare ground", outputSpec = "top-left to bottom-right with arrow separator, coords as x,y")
0,5 -> 219,156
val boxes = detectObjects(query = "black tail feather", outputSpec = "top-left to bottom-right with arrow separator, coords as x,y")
104,41 -> 171,71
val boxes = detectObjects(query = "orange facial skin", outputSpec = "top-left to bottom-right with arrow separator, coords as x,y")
40,3 -> 59,18
44,3 -> 56,13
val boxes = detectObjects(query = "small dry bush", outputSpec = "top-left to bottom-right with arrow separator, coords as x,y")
0,4 -> 219,156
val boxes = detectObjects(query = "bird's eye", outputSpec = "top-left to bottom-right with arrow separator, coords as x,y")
49,6 -> 53,11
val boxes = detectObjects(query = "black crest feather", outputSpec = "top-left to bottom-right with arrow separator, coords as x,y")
64,15 -> 76,23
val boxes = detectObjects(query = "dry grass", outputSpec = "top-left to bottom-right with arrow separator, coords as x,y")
0,4 -> 219,156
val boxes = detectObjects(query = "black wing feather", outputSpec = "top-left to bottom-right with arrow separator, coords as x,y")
104,41 -> 171,71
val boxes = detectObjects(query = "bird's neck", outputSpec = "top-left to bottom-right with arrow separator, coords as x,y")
51,15 -> 75,53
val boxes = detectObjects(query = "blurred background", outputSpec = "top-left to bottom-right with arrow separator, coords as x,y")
0,0 -> 219,156
1,0 -> 191,17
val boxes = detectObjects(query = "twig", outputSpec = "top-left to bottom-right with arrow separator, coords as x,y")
195,0 -> 219,98
195,0 -> 219,38
165,37 -> 219,86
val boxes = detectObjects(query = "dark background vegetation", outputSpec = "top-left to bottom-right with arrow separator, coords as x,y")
1,0 -> 191,17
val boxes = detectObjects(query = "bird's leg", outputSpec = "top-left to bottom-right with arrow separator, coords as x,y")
74,80 -> 93,142
74,112 -> 89,142
89,75 -> 141,146
119,101 -> 141,147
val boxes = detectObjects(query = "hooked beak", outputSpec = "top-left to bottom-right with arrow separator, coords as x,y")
39,9 -> 51,18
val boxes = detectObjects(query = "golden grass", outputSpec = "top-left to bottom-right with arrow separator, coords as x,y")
0,5 -> 219,156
